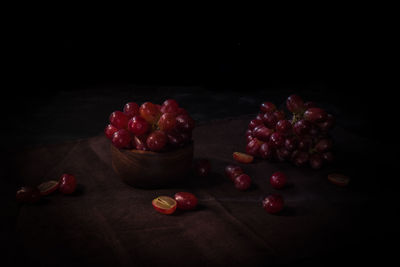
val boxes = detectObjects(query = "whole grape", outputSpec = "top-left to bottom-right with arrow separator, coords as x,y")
286,94 -> 305,113
259,142 -> 274,160
293,119 -> 311,136
260,102 -> 276,114
304,108 -> 327,123
310,153 -> 324,169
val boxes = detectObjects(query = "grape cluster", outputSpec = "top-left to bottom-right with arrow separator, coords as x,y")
105,99 -> 195,152
246,94 -> 335,169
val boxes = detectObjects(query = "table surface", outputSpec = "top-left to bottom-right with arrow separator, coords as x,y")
7,116 -> 399,267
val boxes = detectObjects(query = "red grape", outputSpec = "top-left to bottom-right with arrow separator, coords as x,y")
177,107 -> 188,116
260,102 -> 276,113
262,113 -> 277,128
244,95 -> 335,169
158,113 -> 177,131
276,120 -> 292,135
234,174 -> 251,191
109,111 -> 129,129
270,171 -> 287,189
139,102 -> 161,124
286,94 -> 305,113
310,153 -> 324,169
298,135 -> 313,151
273,110 -> 286,121
253,125 -> 273,142
293,151 -> 309,167
128,115 -> 150,136
246,138 -> 262,157
112,129 -> 132,148
309,124 -> 320,136
276,147 -> 291,162
304,108 -> 327,123
161,99 -> 179,114
245,129 -> 253,142
318,114 -> 335,132
293,119 -> 311,136
123,102 -> 139,117
146,130 -> 168,151
59,174 -> 77,194
256,113 -> 264,121
167,130 -> 184,147
315,138 -> 333,152
248,118 -> 263,130
246,135 -> 254,142
259,142 -> 274,160
262,194 -> 284,214
321,151 -> 334,163
284,137 -> 298,151
174,192 -> 198,210
104,124 -> 118,139
176,114 -> 195,132
269,132 -> 285,147
225,165 -> 243,181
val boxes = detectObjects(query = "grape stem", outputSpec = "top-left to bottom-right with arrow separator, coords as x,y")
291,114 -> 300,124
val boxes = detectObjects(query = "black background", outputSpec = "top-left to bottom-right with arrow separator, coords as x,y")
4,19 -> 393,147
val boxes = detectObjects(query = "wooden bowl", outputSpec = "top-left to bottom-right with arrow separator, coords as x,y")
111,143 -> 194,189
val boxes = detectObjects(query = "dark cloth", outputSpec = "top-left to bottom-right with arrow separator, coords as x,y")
12,117 -> 394,266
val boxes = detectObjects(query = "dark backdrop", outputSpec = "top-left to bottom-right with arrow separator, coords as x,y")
4,23 -> 393,148
1,17 -> 397,267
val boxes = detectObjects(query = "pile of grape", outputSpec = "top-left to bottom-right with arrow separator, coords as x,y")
105,99 -> 195,152
246,94 -> 335,169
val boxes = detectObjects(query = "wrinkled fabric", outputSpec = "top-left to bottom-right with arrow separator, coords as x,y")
14,118 -> 375,266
